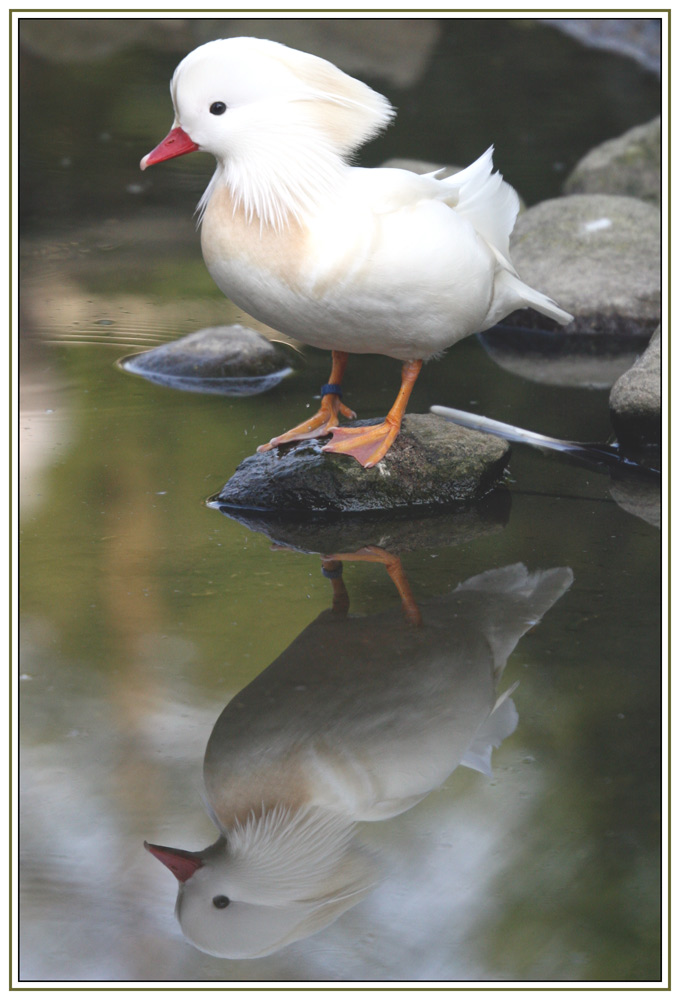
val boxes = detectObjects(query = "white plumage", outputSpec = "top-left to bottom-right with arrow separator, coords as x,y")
141,37 -> 572,466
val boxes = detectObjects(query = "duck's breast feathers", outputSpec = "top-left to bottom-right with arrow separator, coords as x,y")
201,181 -> 313,288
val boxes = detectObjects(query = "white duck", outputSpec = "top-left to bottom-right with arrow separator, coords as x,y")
145,561 -> 573,959
141,37 -> 572,467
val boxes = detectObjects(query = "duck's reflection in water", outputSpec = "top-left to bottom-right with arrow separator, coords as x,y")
146,555 -> 573,959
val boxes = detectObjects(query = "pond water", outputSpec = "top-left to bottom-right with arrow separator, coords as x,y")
18,17 -> 662,985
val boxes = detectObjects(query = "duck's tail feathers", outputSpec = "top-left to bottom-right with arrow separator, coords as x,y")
442,146 -> 520,259
455,563 -> 574,674
485,268 -> 574,329
461,685 -> 519,776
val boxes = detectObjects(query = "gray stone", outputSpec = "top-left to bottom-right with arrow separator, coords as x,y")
213,414 -> 510,514
564,118 -> 661,206
508,194 -> 660,337
609,326 -> 661,447
120,325 -> 293,396
540,18 -> 661,76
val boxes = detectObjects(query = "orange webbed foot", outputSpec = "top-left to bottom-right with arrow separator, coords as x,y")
322,420 -> 400,468
257,393 -> 357,453
321,358 -> 423,468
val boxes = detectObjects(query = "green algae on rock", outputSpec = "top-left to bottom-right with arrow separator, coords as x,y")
212,414 -> 510,514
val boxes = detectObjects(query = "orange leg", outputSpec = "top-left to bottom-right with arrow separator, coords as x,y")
323,546 -> 422,627
257,351 -> 356,453
323,359 -> 423,468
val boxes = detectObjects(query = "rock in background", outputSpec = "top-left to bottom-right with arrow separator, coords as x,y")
540,18 -> 661,75
508,193 -> 660,339
19,17 -> 440,88
500,97 -> 662,456
563,117 -> 661,205
609,326 -> 661,448
120,325 -> 293,395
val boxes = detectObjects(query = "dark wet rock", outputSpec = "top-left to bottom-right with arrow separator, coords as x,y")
508,194 -> 660,338
211,490 -> 511,555
212,414 -> 510,514
120,325 -> 293,396
609,327 -> 661,448
564,118 -> 660,206
540,18 -> 661,75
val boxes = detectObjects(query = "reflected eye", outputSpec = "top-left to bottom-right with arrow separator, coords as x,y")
212,895 -> 230,909
209,102 -> 227,116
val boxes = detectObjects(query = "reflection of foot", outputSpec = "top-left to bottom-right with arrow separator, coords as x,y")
323,419 -> 400,468
324,546 -> 422,626
257,394 -> 357,452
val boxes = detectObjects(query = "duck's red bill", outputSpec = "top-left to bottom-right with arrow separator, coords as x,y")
144,840 -> 204,882
140,127 -> 199,170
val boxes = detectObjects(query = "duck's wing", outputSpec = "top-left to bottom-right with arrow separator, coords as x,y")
436,151 -> 574,324
434,146 -> 520,262
358,147 -> 519,262
343,156 -> 573,327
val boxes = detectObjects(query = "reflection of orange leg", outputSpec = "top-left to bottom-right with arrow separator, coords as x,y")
323,546 -> 422,626
257,351 -> 356,452
323,359 -> 423,468
320,558 -> 350,617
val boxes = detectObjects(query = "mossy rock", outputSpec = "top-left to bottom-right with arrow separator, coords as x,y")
509,194 -> 660,338
564,117 -> 660,206
213,414 -> 510,514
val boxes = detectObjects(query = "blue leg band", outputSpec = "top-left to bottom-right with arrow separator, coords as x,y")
322,564 -> 344,579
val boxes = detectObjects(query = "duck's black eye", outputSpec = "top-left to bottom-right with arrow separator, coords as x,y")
209,102 -> 227,116
212,895 -> 230,909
